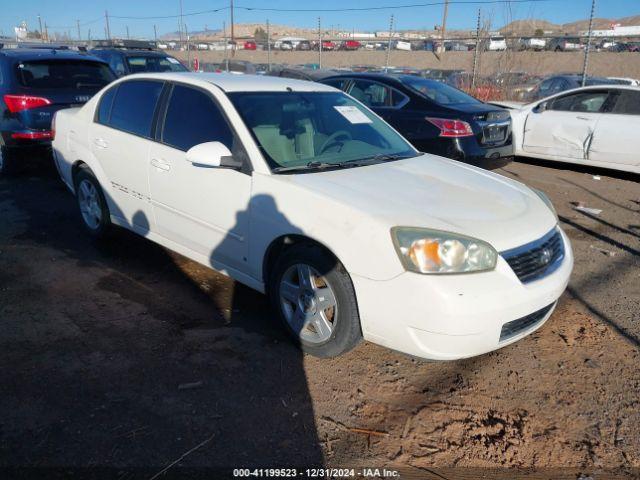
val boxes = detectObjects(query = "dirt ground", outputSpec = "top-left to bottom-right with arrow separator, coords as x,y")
173,50 -> 640,78
0,157 -> 639,479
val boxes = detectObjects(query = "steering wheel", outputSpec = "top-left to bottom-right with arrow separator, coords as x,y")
319,130 -> 352,154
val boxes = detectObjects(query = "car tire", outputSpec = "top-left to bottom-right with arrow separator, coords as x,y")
74,167 -> 112,238
0,147 -> 17,176
269,243 -> 362,358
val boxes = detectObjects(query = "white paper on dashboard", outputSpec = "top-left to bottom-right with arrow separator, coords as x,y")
333,106 -> 373,124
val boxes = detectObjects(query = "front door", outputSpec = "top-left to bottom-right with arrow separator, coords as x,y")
589,89 -> 640,168
148,83 -> 252,274
523,89 -> 609,160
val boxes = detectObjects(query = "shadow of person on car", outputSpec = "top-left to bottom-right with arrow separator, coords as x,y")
201,193 -> 329,469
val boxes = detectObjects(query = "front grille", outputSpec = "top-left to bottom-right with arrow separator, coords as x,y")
500,303 -> 555,342
502,228 -> 564,283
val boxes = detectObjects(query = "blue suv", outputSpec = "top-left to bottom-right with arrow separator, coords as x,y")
0,45 -> 115,174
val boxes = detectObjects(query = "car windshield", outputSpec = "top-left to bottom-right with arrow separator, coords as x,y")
126,55 -> 187,73
16,60 -> 114,90
401,76 -> 482,105
229,91 -> 417,172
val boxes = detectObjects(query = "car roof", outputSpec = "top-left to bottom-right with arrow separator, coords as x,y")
0,48 -> 107,63
119,72 -> 338,92
91,48 -> 170,57
322,72 -> 404,82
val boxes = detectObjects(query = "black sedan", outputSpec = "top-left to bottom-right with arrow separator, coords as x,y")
320,73 -> 513,169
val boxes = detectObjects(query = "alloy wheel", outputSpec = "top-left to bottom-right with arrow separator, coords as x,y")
279,263 -> 338,344
78,179 -> 102,230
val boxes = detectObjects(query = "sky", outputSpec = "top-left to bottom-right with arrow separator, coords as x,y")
1,0 -> 638,39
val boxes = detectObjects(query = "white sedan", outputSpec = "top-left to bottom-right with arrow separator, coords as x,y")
510,85 -> 640,174
52,72 -> 573,361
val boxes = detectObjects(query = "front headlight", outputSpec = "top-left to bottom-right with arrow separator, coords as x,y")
391,227 -> 498,274
532,188 -> 558,220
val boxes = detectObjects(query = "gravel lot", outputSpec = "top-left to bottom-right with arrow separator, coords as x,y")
0,156 -> 638,478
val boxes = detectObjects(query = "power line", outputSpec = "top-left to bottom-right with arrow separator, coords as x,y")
237,0 -> 553,13
51,0 -> 553,25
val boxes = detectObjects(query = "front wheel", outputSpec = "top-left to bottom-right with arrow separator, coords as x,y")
269,244 -> 362,358
74,167 -> 112,238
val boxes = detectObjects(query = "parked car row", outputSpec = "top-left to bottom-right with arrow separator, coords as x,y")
6,38 -> 637,366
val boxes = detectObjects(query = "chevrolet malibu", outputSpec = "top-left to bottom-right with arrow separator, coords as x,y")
52,73 -> 573,360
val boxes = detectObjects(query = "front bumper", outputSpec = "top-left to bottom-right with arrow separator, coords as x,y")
352,228 -> 573,361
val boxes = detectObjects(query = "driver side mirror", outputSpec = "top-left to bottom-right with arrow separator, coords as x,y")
186,141 -> 241,169
535,101 -> 548,113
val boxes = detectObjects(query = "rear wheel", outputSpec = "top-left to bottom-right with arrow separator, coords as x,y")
74,167 -> 112,238
269,244 -> 362,358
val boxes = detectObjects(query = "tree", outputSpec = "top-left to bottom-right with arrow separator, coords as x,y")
254,27 -> 267,42
534,28 -> 544,37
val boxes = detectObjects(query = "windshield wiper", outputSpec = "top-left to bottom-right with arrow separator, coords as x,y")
272,160 -> 357,174
348,153 -> 415,166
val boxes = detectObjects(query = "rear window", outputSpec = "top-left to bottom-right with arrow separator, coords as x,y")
401,76 -> 481,105
16,60 -> 114,90
125,56 -> 187,73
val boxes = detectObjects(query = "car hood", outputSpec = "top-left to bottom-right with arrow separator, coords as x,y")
281,154 -> 557,252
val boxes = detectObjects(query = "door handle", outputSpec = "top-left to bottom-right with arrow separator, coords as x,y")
150,158 -> 171,171
576,116 -> 591,121
93,138 -> 108,149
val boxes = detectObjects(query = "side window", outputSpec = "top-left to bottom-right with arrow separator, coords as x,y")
550,91 -> 609,113
109,54 -> 126,76
548,79 -> 566,95
349,80 -> 397,108
109,80 -> 163,137
391,89 -> 409,108
323,78 -> 350,91
538,79 -> 553,94
612,90 -> 640,115
96,85 -> 117,125
162,84 -> 233,152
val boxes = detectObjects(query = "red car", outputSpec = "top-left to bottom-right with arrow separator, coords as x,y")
316,40 -> 336,51
339,40 -> 361,51
244,41 -> 257,50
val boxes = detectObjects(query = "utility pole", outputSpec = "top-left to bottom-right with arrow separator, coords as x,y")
440,0 -> 449,55
318,17 -> 323,68
126,25 -> 130,40
179,0 -> 184,47
185,24 -> 191,70
230,0 -> 235,57
223,21 -> 229,72
44,22 -> 49,42
38,15 -> 44,40
153,24 -> 158,42
105,10 -> 111,41
266,19 -> 271,71
472,9 -> 481,87
385,15 -> 394,72
581,0 -> 596,86
77,19 -> 81,41
88,29 -> 91,43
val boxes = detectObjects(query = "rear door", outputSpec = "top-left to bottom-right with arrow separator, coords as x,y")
522,89 -> 610,160
90,79 -> 164,230
588,89 -> 640,168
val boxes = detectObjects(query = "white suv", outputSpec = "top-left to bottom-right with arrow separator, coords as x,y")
52,73 -> 573,360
